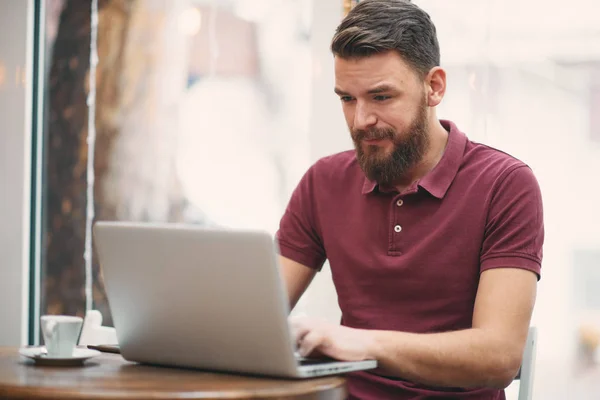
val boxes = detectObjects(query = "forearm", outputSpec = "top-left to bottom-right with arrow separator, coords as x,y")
369,328 -> 522,389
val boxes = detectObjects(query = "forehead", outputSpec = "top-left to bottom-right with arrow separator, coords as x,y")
334,51 -> 420,91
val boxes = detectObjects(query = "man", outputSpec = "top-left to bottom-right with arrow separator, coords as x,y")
275,0 -> 544,399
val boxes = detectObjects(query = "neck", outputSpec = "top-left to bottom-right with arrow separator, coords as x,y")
394,118 -> 449,193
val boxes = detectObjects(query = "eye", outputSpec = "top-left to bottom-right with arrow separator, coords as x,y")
374,95 -> 391,102
340,96 -> 354,103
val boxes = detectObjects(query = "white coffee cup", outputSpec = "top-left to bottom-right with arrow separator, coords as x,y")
40,315 -> 83,358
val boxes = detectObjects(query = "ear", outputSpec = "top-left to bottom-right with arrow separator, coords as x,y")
425,67 -> 446,107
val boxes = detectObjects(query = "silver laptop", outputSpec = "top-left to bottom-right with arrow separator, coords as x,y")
93,221 -> 377,378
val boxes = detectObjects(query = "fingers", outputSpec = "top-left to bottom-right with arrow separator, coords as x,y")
288,316 -> 334,357
289,316 -> 325,356
289,315 -> 311,344
297,329 -> 328,357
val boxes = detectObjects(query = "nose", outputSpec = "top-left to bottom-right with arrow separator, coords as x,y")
353,101 -> 377,131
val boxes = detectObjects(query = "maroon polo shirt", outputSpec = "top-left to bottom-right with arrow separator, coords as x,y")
276,120 -> 544,400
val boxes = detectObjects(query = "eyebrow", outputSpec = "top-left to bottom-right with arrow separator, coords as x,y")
334,84 -> 396,96
367,84 -> 395,94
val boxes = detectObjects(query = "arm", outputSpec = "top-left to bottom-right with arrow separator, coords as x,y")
293,268 -> 536,389
280,255 -> 317,310
276,163 -> 327,311
368,267 -> 536,388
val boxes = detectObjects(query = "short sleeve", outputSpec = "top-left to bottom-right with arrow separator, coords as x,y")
275,164 -> 327,270
480,165 -> 544,279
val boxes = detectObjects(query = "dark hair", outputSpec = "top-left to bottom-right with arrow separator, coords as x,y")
331,0 -> 440,77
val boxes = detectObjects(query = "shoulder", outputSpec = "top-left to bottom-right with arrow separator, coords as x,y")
460,140 -> 543,227
461,139 -> 538,189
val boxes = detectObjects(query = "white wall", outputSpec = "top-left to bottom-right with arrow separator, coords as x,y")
307,1 -> 350,162
0,0 -> 34,346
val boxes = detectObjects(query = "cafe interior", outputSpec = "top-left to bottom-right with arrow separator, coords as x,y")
1,0 -> 599,398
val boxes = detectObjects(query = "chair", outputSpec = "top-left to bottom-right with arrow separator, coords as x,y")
511,326 -> 537,400
78,310 -> 118,346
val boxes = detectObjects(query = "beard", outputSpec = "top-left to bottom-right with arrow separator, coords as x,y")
352,101 -> 429,188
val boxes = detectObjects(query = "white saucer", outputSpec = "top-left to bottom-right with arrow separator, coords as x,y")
19,346 -> 101,367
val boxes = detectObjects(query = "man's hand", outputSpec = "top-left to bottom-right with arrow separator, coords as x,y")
289,316 -> 376,361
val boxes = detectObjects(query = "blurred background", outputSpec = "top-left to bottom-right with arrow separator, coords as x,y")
1,0 -> 599,398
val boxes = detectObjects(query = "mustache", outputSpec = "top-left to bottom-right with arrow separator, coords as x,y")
352,127 -> 396,141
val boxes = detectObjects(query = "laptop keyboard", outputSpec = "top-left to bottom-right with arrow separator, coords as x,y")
297,356 -> 339,365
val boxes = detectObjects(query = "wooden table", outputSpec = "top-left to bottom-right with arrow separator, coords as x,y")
0,347 -> 347,399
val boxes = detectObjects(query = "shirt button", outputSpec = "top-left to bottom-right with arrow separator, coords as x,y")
394,225 -> 402,233
396,199 -> 404,207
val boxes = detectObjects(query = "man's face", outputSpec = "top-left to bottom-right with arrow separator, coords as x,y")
334,51 -> 430,187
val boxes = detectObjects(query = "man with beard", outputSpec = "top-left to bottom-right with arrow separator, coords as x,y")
275,0 -> 544,399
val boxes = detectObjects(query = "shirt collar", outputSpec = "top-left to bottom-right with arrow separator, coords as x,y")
361,120 -> 467,198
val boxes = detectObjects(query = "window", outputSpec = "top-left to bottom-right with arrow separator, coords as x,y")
37,0 -> 312,327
